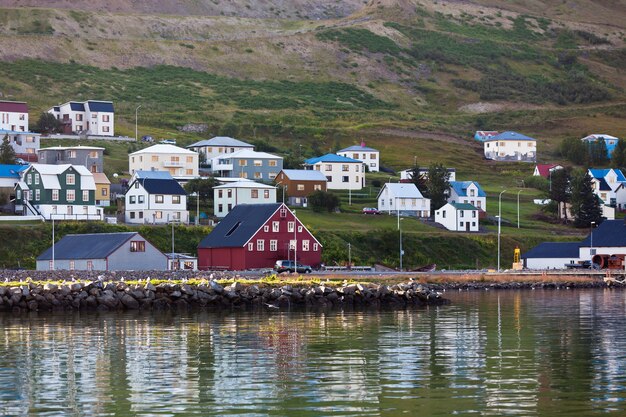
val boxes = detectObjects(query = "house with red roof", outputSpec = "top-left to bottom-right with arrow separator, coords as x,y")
197,203 -> 322,270
533,164 -> 563,178
0,101 -> 29,132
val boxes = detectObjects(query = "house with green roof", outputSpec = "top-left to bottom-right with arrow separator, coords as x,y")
435,202 -> 479,232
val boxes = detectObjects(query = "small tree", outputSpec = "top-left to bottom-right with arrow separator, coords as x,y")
547,168 -> 571,221
407,165 -> 428,196
0,135 -> 17,164
426,163 -> 451,211
570,171 -> 603,228
308,190 -> 340,213
611,139 -> 626,169
35,112 -> 61,134
559,137 -> 588,165
588,138 -> 609,166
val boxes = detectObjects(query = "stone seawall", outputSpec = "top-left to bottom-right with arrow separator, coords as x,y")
0,280 -> 448,312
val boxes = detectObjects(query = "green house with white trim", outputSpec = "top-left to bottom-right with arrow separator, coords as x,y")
14,163 -> 103,221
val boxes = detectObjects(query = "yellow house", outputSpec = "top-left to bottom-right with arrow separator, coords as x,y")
93,172 -> 111,206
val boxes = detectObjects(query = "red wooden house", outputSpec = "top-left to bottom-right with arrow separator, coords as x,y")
197,203 -> 322,270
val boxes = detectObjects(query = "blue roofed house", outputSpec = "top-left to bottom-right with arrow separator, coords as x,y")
588,168 -> 626,212
337,141 -> 380,172
303,153 -> 365,190
0,164 -> 28,211
36,232 -> 168,271
483,131 -> 537,162
48,100 -> 114,136
448,181 -> 487,212
581,134 -> 619,158
125,171 -> 188,224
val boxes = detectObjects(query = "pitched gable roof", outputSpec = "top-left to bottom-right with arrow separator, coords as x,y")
589,168 -> 626,183
535,164 -> 560,178
579,220 -> 626,247
305,153 -> 362,164
86,101 -> 114,113
450,181 -> 486,197
37,232 -> 138,260
449,202 -> 478,211
133,178 -> 186,195
130,144 -> 197,155
339,144 -> 379,152
0,164 -> 28,178
187,136 -> 253,148
27,164 -> 95,190
486,131 -> 537,142
198,203 -> 282,248
377,183 -> 425,199
522,242 -> 581,259
280,169 -> 327,182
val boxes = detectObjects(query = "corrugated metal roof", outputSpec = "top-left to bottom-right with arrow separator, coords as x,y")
0,101 -> 28,113
130,144 -> 197,155
522,242 -> 581,259
450,181 -> 486,197
338,145 -> 378,152
37,232 -> 138,260
280,169 -> 327,181
134,170 -> 173,180
305,153 -> 361,164
378,183 -> 425,199
187,136 -> 253,148
0,164 -> 28,178
222,149 -> 282,159
486,131 -> 537,142
136,178 -> 186,195
198,203 -> 282,248
579,220 -> 626,247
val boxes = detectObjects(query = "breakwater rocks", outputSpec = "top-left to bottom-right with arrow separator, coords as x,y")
0,280 -> 448,312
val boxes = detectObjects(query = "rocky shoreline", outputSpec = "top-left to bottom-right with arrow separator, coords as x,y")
0,279 -> 449,313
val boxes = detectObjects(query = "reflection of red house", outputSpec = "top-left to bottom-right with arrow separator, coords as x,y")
197,203 -> 322,270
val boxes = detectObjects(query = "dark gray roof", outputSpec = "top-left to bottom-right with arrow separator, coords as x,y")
579,220 -> 626,247
69,102 -> 85,112
132,178 -> 186,195
87,101 -> 114,112
522,242 -> 581,259
198,203 -> 282,248
37,232 -> 138,260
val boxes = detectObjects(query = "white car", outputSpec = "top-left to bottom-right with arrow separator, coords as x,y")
160,139 -> 176,144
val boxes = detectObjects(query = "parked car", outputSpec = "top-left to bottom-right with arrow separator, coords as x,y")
160,139 -> 176,144
15,158 -> 28,165
362,207 -> 380,215
141,135 -> 154,142
274,260 -> 312,273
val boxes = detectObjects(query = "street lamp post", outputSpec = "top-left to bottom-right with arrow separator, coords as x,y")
399,222 -> 404,272
348,242 -> 351,270
497,190 -> 506,272
590,221 -> 596,262
517,189 -> 522,229
51,216 -> 55,271
135,105 -> 142,142
192,192 -> 200,226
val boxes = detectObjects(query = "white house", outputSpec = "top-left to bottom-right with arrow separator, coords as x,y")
448,181 -> 487,212
129,144 -> 199,181
303,153 -> 364,190
377,183 -> 430,217
187,136 -> 254,164
337,141 -> 380,172
484,131 -> 537,162
125,171 -> 188,224
0,129 -> 40,162
213,181 -> 276,218
522,242 -> 582,270
0,101 -> 28,132
399,167 -> 456,182
533,164 -> 563,178
48,101 -> 115,136
435,202 -> 480,232
588,168 -> 626,209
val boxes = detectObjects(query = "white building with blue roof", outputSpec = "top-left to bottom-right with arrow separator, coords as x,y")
448,181 -> 487,212
337,141 -> 380,172
48,100 -> 114,136
483,131 -> 536,162
588,168 -> 626,209
303,153 -> 365,190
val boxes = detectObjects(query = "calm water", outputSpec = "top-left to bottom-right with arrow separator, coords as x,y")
1,289 -> 626,416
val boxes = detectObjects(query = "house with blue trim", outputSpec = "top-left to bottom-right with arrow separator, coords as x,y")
303,153 -> 364,190
448,181 -> 487,212
581,134 -> 619,158
588,168 -> 626,210
483,131 -> 537,162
